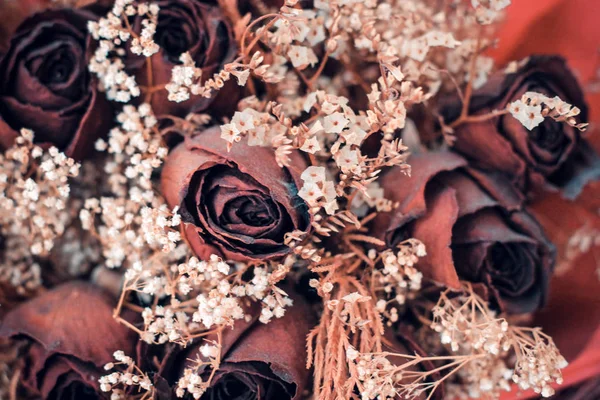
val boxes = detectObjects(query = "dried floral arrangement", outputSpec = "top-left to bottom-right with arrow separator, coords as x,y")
0,0 -> 599,400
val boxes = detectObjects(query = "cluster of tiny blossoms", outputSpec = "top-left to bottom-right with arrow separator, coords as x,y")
471,0 -> 511,25
80,104 -> 170,268
88,0 -> 160,102
431,287 -> 566,398
0,129 -> 80,256
0,129 -> 78,296
136,254 -> 294,346
508,91 -> 589,131
100,350 -> 154,400
375,240 -> 425,316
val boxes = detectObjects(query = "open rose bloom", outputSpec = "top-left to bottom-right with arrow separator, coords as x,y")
0,1 -> 599,400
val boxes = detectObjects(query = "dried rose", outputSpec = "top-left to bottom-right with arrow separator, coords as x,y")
161,126 -> 310,262
178,294 -> 314,400
0,281 -> 137,399
128,0 -> 237,116
442,56 -> 599,199
0,9 -> 111,159
374,151 -> 555,313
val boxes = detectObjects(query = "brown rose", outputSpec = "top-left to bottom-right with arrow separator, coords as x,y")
0,9 -> 111,159
442,55 -> 599,199
174,293 -> 314,400
0,281 -> 137,399
374,151 -> 555,314
161,126 -> 310,262
128,0 -> 237,117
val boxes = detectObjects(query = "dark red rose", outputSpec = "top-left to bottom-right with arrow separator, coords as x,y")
161,126 -> 310,262
442,55 -> 599,199
0,281 -> 137,399
0,9 -> 111,159
176,293 -> 314,400
128,0 -> 237,116
374,151 -> 555,313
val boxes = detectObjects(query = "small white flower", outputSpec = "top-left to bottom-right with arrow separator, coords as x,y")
323,112 -> 349,134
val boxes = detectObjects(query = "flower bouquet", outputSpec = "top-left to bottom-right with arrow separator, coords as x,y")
0,0 -> 599,399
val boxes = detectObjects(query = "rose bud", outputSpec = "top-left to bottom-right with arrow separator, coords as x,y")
177,293 -> 314,400
128,0 -> 237,117
374,151 -> 555,313
0,9 -> 111,159
161,126 -> 311,262
441,56 -> 599,199
0,281 -> 137,399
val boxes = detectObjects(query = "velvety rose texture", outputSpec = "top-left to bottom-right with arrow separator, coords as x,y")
375,151 -> 555,313
442,55 -> 599,199
161,126 -> 310,262
0,9 -> 110,159
178,294 -> 313,400
0,281 -> 136,399
129,0 -> 237,116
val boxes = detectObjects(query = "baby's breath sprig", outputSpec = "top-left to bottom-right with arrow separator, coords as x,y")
0,129 -> 80,296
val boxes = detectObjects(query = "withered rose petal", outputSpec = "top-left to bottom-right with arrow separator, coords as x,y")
0,281 -> 137,398
377,151 -> 555,313
442,55 -> 599,198
179,292 -> 314,400
161,126 -> 310,262
373,151 -> 467,242
409,184 -> 461,288
0,9 -> 111,159
128,0 -> 237,117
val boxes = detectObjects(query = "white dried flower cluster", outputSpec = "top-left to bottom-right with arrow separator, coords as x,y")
176,367 -> 208,399
348,347 -> 461,400
141,304 -> 195,345
270,6 -> 324,69
88,0 -> 160,102
0,235 -> 42,296
508,91 -> 588,131
166,52 -> 203,103
310,0 -> 487,95
0,129 -> 79,257
80,104 -> 168,268
133,254 -> 293,345
350,350 -> 403,400
431,287 -> 567,398
376,239 -> 425,310
99,350 -> 154,399
471,0 -> 511,25
350,181 -> 394,217
166,51 -> 278,104
511,329 -> 568,397
299,166 -> 339,215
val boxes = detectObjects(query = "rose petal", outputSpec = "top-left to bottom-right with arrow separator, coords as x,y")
373,151 -> 467,245
410,184 -> 461,288
0,281 -> 136,366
